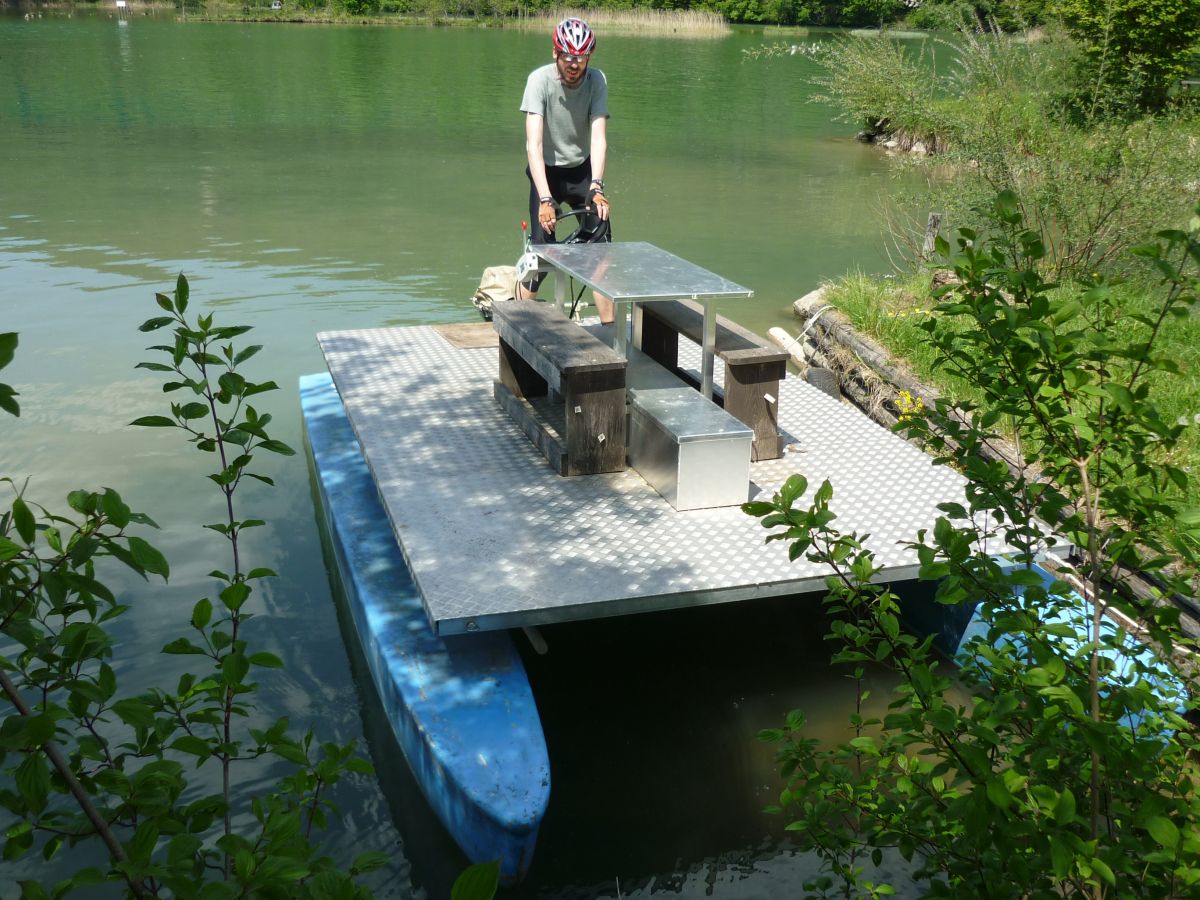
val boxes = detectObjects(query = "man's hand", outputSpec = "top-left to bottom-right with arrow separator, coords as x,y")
589,188 -> 610,221
538,199 -> 557,235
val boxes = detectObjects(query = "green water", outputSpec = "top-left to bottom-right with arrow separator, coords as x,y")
1,13 -> 926,897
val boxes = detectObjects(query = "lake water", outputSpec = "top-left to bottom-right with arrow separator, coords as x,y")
0,13 -> 926,897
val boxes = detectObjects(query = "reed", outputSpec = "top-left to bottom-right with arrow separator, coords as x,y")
521,7 -> 730,38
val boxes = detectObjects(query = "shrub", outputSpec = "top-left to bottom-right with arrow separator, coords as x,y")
748,195 -> 1200,896
1054,0 -> 1200,113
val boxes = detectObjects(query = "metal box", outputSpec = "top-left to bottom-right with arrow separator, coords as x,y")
628,387 -> 753,511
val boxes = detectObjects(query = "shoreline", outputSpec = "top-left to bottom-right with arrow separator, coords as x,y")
8,2 -> 731,34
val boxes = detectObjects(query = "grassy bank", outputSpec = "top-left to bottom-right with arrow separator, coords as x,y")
520,7 -> 729,37
816,268 -> 1200,505
191,2 -> 728,33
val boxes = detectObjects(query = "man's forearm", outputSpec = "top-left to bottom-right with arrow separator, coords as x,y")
589,118 -> 607,184
527,153 -> 552,199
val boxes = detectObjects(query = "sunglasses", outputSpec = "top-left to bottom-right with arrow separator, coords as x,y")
559,53 -> 590,64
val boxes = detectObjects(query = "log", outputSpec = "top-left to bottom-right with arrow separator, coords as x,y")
793,291 -> 943,410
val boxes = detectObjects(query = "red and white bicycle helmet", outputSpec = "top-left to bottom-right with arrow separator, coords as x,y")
553,17 -> 596,56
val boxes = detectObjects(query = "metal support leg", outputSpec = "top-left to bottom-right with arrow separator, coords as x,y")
554,272 -> 566,315
614,302 -> 628,359
701,299 -> 716,400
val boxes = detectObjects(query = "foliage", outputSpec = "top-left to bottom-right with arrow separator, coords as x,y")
1,275 -> 380,896
0,332 -> 17,418
840,0 -> 904,28
902,0 -> 1055,31
803,24 -> 1200,282
194,0 -> 915,28
807,34 -> 947,137
451,860 -> 500,900
746,194 -> 1200,896
1053,0 -> 1200,113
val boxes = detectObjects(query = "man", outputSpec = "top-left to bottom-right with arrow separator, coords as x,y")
517,16 -> 613,323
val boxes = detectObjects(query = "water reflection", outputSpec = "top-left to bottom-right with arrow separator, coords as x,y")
0,15 -> 935,896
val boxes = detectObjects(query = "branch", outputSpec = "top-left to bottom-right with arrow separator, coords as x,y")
0,668 -> 149,899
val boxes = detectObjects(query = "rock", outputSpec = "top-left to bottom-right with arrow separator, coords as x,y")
883,139 -> 899,149
911,141 -> 928,155
930,269 -> 960,290
854,130 -> 875,143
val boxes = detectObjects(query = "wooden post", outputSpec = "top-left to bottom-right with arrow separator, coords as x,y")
922,212 -> 943,259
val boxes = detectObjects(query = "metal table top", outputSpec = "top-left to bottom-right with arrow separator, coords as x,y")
316,323 -> 1054,636
533,242 -> 754,304
534,241 -> 754,398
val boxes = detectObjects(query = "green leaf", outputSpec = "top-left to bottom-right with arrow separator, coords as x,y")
0,332 -> 17,368
130,415 -> 177,428
1053,788 -> 1076,824
742,501 -> 776,517
170,735 -> 212,759
3,821 -> 34,861
12,497 -> 35,545
1146,815 -> 1180,849
258,439 -> 295,456
233,344 -> 262,365
1050,835 -> 1074,877
192,598 -> 213,630
0,713 -> 56,750
451,860 -> 501,900
986,777 -> 1012,810
221,652 -> 250,686
127,536 -> 170,579
98,663 -> 117,701
112,698 -> 156,730
242,380 -> 280,397
0,536 -> 23,561
174,273 -> 189,313
101,489 -> 132,529
248,651 -> 283,669
162,637 -> 207,655
0,385 -> 19,417
217,372 -> 246,397
14,753 -> 50,815
179,402 -> 209,421
220,583 -> 250,611
128,820 -> 159,865
139,316 -> 176,332
1090,856 -> 1115,886
351,851 -> 391,874
134,361 -> 174,372
272,742 -> 308,765
1101,382 -> 1134,412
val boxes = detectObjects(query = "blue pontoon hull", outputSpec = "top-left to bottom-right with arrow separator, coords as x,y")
300,372 -> 550,882
901,565 -> 1183,731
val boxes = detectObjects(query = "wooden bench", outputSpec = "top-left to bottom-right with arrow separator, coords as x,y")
636,300 -> 789,460
491,301 -> 627,476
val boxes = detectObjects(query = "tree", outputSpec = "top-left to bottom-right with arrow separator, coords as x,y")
747,194 -> 1200,896
1,277 -> 382,896
1054,0 -> 1200,112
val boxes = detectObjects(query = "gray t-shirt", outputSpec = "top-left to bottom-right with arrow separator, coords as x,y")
520,63 -> 609,168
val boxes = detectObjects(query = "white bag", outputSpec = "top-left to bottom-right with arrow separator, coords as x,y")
471,265 -> 518,320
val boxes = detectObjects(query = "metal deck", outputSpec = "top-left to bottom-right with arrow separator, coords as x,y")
318,323 -> 999,635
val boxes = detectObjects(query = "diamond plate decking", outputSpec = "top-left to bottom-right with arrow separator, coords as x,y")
318,323 -> 1000,635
